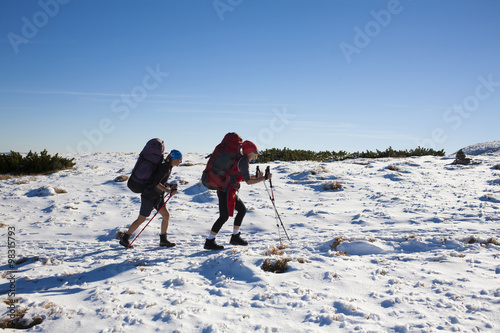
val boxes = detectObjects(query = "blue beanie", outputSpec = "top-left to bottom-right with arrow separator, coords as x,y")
170,149 -> 182,160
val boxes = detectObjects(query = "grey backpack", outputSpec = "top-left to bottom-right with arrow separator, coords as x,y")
127,138 -> 165,193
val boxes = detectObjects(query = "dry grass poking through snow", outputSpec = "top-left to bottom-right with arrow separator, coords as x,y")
114,175 -> 128,182
263,242 -> 287,256
261,258 -> 291,273
261,243 -> 292,273
467,236 -> 499,246
484,237 -> 500,246
323,180 -> 343,191
330,236 -> 345,250
0,303 -> 44,330
330,236 -> 351,257
261,243 -> 311,273
53,187 -> 67,194
387,164 -> 400,171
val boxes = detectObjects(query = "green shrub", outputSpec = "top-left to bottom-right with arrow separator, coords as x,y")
0,150 -> 75,175
258,146 -> 445,163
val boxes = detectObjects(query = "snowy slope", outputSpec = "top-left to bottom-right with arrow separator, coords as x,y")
1,143 -> 500,332
453,140 -> 500,156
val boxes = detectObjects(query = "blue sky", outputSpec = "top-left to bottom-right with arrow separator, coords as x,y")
1,0 -> 499,155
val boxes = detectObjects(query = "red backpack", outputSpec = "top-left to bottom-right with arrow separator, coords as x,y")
202,133 -> 242,190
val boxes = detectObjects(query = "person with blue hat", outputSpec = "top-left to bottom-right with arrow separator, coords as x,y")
120,149 -> 183,248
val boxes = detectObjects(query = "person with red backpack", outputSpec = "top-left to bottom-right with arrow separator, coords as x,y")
120,149 -> 183,248
204,140 -> 271,250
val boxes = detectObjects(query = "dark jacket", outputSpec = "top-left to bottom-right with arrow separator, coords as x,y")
142,161 -> 172,202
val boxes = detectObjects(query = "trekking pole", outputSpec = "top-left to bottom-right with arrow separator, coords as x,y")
258,166 -> 282,242
264,166 -> 291,242
128,193 -> 173,249
255,165 -> 283,243
266,166 -> 290,241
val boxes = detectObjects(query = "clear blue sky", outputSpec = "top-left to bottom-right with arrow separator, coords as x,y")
1,0 -> 499,155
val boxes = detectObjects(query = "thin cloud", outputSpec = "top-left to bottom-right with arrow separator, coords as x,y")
1,89 -> 123,97
1,89 -> 289,107
290,120 -> 356,130
154,109 -> 269,116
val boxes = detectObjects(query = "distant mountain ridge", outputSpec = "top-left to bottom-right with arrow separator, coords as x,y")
457,141 -> 500,156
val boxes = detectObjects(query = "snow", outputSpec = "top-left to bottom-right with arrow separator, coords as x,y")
1,141 -> 499,332
451,140 -> 500,156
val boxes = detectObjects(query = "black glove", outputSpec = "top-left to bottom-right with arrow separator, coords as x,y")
265,166 -> 270,180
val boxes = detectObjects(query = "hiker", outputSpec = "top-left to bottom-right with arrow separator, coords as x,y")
204,140 -> 271,250
120,149 -> 183,248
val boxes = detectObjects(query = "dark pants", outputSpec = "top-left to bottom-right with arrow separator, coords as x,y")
211,190 -> 246,234
139,194 -> 164,217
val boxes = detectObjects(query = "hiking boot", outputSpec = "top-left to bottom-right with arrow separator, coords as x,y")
160,239 -> 176,247
160,234 -> 176,247
120,233 -> 133,248
230,232 -> 248,246
204,238 -> 224,250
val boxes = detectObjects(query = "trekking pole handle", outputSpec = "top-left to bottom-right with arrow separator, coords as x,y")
265,166 -> 271,181
256,166 -> 260,178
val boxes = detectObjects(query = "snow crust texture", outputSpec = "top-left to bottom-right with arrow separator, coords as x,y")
1,142 -> 499,332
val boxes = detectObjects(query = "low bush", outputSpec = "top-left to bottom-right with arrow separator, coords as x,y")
0,150 -> 75,175
258,146 -> 445,163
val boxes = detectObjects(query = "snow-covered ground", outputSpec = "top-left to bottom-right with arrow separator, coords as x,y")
1,142 -> 499,332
